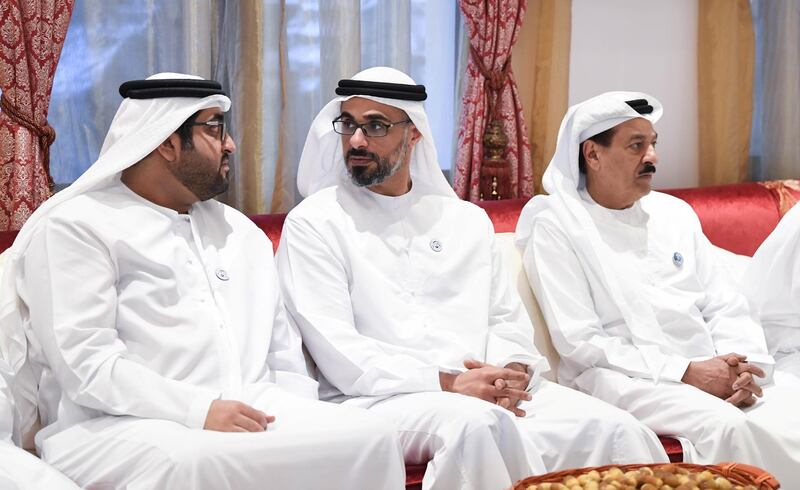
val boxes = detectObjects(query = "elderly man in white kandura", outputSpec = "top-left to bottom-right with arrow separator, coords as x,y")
0,73 -> 404,489
277,66 -> 667,490
516,91 -> 800,487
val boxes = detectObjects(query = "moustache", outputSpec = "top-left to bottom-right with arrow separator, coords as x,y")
346,149 -> 379,162
638,163 -> 656,176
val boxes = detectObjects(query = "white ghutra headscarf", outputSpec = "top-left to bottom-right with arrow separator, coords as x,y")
0,73 -> 230,444
297,66 -> 455,199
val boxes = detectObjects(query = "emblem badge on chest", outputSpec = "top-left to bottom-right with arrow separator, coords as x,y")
215,268 -> 230,281
672,252 -> 684,268
429,239 -> 443,252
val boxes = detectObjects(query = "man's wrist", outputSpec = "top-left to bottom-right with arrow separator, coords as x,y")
439,372 -> 456,392
505,362 -> 528,373
680,361 -> 695,384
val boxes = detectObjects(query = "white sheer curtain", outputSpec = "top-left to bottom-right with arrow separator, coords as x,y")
49,0 -> 215,186
277,0 -> 461,210
749,0 -> 800,180
49,0 -> 462,212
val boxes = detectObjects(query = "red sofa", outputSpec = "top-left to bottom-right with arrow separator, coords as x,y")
2,180 -> 797,489
262,180 -> 800,488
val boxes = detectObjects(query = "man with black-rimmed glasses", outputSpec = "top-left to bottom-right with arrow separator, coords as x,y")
277,67 -> 667,490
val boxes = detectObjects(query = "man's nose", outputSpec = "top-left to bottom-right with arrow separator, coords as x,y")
349,127 -> 368,149
224,132 -> 237,154
645,143 -> 658,165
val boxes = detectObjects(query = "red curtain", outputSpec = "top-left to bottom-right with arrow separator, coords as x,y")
454,0 -> 532,202
0,0 -> 74,231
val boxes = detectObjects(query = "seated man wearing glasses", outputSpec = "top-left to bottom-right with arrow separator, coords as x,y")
3,73 -> 404,489
276,67 -> 667,490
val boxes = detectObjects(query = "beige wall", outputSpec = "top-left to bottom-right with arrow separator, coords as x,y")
569,0 -> 699,189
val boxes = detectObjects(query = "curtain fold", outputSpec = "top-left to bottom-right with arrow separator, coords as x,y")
511,0 -> 570,195
0,0 -> 75,230
214,0 -> 271,215
454,0 -> 532,202
749,0 -> 800,181
697,0 -> 754,186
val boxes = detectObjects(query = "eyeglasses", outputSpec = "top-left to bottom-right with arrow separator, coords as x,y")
188,118 -> 227,142
332,117 -> 412,138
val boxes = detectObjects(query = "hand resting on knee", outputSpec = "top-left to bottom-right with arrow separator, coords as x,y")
204,400 -> 275,432
439,360 -> 531,416
681,353 -> 765,408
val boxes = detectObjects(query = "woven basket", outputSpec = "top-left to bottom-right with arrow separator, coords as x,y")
511,462 -> 779,489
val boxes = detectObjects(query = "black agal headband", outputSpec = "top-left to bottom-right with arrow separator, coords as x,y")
625,98 -> 654,115
335,79 -> 427,101
119,79 -> 227,99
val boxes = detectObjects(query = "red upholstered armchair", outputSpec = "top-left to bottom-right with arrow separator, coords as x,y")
1,180 -> 797,490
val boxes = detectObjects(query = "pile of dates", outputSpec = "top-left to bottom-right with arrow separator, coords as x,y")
524,464 -> 759,490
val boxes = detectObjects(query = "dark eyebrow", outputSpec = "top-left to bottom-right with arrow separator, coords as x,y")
199,113 -> 224,123
628,132 -> 657,142
337,111 -> 391,122
363,114 -> 391,122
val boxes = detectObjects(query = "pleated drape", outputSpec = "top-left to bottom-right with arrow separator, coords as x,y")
511,0 -> 570,195
0,0 -> 75,230
750,0 -> 800,181
697,0 -> 755,186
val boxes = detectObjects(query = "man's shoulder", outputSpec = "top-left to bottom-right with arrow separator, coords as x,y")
642,192 -> 702,231
440,195 -> 487,215
285,186 -> 342,224
523,204 -> 562,234
197,199 -> 258,231
418,187 -> 492,225
45,186 -> 134,225
27,187 -> 144,252
644,191 -> 696,215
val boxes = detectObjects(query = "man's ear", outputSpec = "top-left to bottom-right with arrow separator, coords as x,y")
583,140 -> 602,172
409,125 -> 422,145
155,133 -> 182,163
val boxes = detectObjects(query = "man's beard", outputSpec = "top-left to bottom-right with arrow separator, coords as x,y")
171,149 -> 230,201
345,129 -> 410,187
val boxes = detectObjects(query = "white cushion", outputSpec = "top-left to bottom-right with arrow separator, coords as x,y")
495,233 -> 559,381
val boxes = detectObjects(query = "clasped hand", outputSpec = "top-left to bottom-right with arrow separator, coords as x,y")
204,400 -> 276,432
441,359 -> 531,417
681,353 -> 765,408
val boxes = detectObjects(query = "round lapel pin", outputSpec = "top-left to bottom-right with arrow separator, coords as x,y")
672,252 -> 684,267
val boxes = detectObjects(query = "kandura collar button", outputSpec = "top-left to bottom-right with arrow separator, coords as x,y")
672,252 -> 684,267
215,268 -> 230,281
430,240 -> 442,252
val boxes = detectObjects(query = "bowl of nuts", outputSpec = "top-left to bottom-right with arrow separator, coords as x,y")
511,462 -> 779,490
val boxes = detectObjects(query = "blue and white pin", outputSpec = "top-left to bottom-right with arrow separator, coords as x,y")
672,252 -> 684,268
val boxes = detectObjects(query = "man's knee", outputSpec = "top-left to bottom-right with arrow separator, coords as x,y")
703,405 -> 751,438
580,401 -> 651,438
165,441 -> 213,472
345,413 -> 400,447
440,398 -> 518,442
